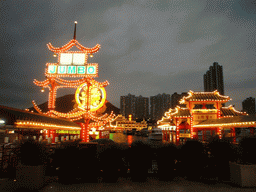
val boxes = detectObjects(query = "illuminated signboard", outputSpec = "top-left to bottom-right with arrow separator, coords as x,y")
60,53 -> 86,65
75,82 -> 106,112
47,64 -> 98,77
56,130 -> 80,134
45,53 -> 98,77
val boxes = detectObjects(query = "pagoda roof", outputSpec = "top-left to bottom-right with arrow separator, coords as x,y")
158,117 -> 170,125
165,106 -> 191,118
194,115 -> 256,128
221,105 -> 247,117
0,105 -> 81,130
47,39 -> 101,53
164,108 -> 176,116
180,90 -> 230,104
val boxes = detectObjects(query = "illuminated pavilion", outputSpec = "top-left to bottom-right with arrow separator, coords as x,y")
158,90 -> 256,145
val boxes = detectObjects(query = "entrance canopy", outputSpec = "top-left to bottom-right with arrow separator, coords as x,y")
0,105 -> 81,130
194,115 -> 256,128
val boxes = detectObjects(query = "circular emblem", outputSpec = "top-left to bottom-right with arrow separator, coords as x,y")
75,82 -> 106,111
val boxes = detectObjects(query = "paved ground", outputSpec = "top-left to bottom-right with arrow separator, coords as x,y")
2,176 -> 255,192
41,177 -> 256,192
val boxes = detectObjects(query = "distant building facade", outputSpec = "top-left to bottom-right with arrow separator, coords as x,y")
204,62 -> 224,95
171,92 -> 188,108
150,93 -> 170,121
242,97 -> 255,115
120,93 -> 136,119
135,95 -> 149,120
120,94 -> 149,119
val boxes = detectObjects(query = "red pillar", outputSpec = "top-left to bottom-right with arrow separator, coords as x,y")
193,128 -> 198,140
50,129 -> 57,144
176,128 -> 180,145
250,127 -> 254,137
80,120 -> 89,142
218,127 -> 222,139
48,80 -> 57,110
202,130 -> 205,142
232,127 -> 236,144
164,130 -> 167,141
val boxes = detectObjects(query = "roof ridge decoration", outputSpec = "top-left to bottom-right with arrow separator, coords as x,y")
164,106 -> 190,117
157,116 -> 171,124
47,39 -> 101,53
221,105 -> 248,116
47,21 -> 100,53
180,90 -> 230,104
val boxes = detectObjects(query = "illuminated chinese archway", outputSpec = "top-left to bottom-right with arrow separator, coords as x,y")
33,22 -> 115,142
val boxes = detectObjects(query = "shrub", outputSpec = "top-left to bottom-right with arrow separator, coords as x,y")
17,138 -> 48,166
207,136 -> 237,181
77,142 -> 99,182
237,136 -> 256,164
129,141 -> 152,182
97,143 -> 121,182
178,140 -> 207,180
155,143 -> 177,181
53,140 -> 80,184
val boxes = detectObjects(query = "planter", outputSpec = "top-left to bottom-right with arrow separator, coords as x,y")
0,178 -> 15,191
16,164 -> 46,190
230,162 -> 256,187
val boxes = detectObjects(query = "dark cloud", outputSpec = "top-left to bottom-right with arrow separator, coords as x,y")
1,0 -> 255,111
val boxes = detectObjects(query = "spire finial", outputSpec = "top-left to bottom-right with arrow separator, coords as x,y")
73,21 -> 77,40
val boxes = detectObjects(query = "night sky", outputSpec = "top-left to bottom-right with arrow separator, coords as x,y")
1,0 -> 256,111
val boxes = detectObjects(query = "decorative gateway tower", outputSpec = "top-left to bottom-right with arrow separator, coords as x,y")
33,22 -> 115,142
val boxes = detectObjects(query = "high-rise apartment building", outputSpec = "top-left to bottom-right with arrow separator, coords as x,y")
135,95 -> 149,120
120,93 -> 136,119
120,94 -> 149,119
171,92 -> 188,108
242,97 -> 255,115
150,93 -> 170,121
204,62 -> 224,95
